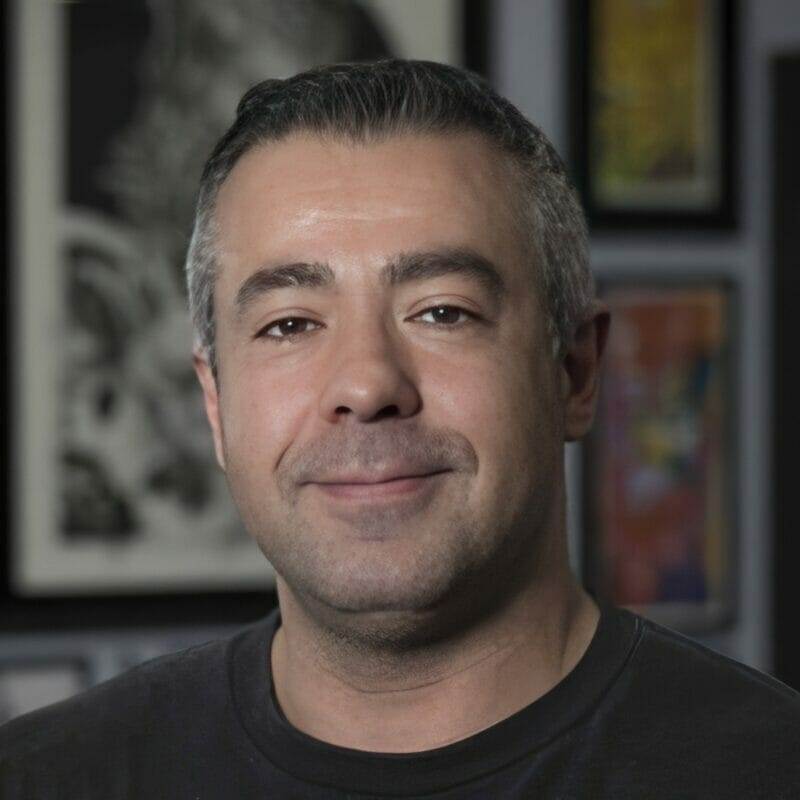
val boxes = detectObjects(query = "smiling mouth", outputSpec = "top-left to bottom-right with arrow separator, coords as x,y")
311,470 -> 450,501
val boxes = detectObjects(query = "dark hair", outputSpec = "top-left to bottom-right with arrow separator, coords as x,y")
185,59 -> 593,374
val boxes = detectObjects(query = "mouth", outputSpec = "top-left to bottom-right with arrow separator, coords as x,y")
310,470 -> 451,501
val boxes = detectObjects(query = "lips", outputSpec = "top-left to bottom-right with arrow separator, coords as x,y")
311,469 -> 450,486
310,471 -> 449,503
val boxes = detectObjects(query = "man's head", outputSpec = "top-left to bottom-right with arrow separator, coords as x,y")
186,59 -> 608,642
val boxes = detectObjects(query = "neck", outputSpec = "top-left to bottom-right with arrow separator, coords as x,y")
270,557 -> 599,753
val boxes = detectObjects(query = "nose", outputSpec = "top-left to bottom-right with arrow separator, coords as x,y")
318,314 -> 422,424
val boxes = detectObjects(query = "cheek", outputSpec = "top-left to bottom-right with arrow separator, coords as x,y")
429,346 -> 559,505
218,365 -> 313,475
427,347 -> 542,457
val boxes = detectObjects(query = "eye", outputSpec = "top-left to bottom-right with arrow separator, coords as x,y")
257,304 -> 478,344
413,305 -> 477,327
258,316 -> 322,341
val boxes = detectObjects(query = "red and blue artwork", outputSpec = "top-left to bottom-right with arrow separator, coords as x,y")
591,285 -> 731,626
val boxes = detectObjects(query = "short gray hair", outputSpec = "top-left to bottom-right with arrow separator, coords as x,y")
185,59 -> 593,375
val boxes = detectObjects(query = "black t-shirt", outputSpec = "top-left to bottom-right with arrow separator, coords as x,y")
2,604 -> 799,798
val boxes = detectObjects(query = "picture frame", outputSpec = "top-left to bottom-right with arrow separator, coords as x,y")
582,276 -> 738,633
0,657 -> 91,725
569,0 -> 737,229
2,0 -> 485,630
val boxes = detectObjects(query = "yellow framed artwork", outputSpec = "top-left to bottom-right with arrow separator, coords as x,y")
570,0 -> 736,229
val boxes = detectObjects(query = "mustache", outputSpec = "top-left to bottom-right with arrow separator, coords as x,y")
282,423 -> 477,487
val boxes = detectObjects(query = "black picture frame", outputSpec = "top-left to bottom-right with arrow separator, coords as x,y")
1,1 -> 490,632
463,0 -> 492,79
582,275 -> 739,634
569,0 -> 738,230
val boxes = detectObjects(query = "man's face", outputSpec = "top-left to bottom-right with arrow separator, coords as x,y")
197,131 -> 568,620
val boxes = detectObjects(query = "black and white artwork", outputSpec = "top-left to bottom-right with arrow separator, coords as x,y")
11,0 -> 461,595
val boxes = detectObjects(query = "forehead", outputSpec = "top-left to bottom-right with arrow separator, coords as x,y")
213,131 -> 530,292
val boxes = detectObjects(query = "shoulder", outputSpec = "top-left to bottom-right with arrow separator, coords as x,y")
617,611 -> 800,778
0,612 -> 279,798
0,632 -> 233,771
631,612 -> 800,713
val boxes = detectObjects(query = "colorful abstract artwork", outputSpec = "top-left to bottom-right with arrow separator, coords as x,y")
585,281 -> 735,631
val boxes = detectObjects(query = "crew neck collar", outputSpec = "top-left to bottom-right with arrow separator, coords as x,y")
229,602 -> 641,796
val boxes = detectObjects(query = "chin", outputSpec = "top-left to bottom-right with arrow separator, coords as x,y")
296,556 -> 459,615
250,501 -> 520,638
282,543 -> 514,650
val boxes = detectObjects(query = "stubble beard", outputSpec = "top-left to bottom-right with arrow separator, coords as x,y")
235,473 -> 554,654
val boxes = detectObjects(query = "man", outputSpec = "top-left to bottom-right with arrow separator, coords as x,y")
2,59 -> 799,798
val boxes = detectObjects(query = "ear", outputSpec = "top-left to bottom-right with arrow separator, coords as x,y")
193,349 -> 226,471
560,300 -> 611,442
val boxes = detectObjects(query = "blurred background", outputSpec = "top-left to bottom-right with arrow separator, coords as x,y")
1,0 -> 798,722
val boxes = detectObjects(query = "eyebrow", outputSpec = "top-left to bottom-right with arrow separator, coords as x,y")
233,247 -> 508,318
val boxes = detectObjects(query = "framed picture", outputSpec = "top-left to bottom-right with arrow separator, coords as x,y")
582,277 -> 737,633
0,658 -> 91,725
2,0 -> 480,629
569,0 -> 737,229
